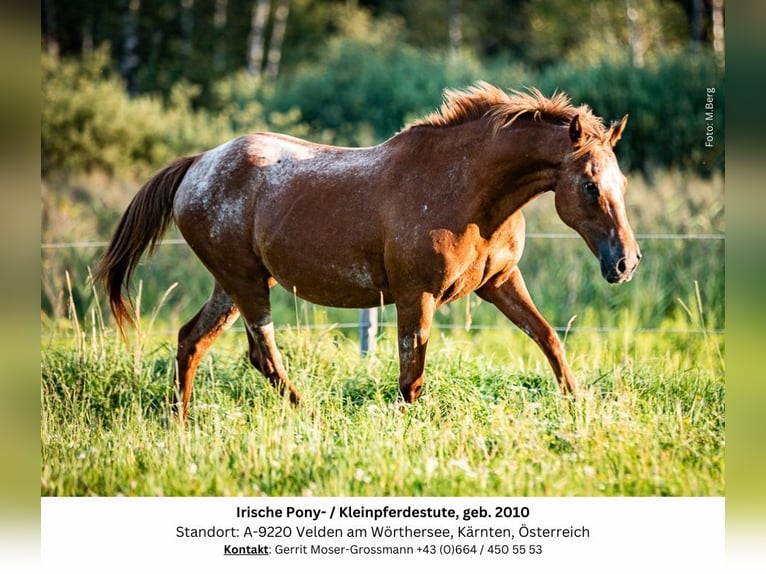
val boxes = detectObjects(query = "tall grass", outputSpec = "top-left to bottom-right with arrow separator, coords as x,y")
41,278 -> 723,497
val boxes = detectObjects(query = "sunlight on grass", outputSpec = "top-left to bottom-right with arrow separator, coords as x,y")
41,311 -> 723,497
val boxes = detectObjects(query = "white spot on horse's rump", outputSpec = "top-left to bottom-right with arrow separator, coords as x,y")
182,138 -> 243,195
176,138 -> 253,242
247,134 -> 316,167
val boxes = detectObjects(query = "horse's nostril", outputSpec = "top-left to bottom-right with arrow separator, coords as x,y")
616,258 -> 627,273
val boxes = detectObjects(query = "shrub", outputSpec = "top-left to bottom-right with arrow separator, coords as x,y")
42,45 -> 722,177
269,12 -> 495,147
42,48 -> 234,176
537,52 -> 724,176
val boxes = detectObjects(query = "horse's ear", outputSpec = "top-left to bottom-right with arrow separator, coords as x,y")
609,114 -> 629,147
569,115 -> 583,147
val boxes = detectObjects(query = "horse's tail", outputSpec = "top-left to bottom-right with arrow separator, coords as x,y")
92,155 -> 198,336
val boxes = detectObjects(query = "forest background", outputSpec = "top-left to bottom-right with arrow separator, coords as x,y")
42,0 -> 724,177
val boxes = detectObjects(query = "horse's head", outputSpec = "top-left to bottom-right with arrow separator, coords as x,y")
554,114 -> 641,284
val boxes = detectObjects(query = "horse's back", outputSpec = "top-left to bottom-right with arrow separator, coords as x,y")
173,133 -> 393,307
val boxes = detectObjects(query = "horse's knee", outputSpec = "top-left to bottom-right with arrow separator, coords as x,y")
176,338 -> 197,362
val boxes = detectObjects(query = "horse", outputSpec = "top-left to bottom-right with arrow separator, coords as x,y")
93,82 -> 641,422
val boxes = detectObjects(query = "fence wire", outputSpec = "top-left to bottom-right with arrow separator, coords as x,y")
41,233 -> 724,250
41,233 -> 725,343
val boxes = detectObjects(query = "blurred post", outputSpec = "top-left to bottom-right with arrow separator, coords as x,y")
359,308 -> 378,357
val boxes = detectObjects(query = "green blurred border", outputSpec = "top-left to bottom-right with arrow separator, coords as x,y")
0,3 -> 43,568
722,1 -> 766,566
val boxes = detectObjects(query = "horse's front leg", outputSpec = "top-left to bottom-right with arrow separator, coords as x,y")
394,293 -> 436,402
476,268 -> 577,395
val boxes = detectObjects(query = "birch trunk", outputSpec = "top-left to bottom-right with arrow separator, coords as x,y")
214,0 -> 228,71
120,0 -> 141,95
247,0 -> 270,76
712,0 -> 725,67
265,0 -> 290,81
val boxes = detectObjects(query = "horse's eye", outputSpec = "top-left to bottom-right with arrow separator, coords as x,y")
582,181 -> 599,198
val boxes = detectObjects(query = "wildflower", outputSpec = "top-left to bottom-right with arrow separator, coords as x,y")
354,468 -> 371,483
448,457 -> 477,478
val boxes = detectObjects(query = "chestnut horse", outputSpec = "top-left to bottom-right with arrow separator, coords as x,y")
94,82 -> 641,421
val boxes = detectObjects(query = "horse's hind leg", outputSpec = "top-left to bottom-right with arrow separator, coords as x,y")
174,283 -> 239,421
245,323 -> 301,405
226,275 -> 300,404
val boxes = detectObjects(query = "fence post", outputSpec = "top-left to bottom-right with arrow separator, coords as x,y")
359,308 -> 378,356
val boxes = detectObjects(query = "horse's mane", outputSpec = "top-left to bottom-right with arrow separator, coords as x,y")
408,81 -> 609,154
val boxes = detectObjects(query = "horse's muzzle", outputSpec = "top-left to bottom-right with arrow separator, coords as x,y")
599,252 -> 641,283
600,246 -> 641,284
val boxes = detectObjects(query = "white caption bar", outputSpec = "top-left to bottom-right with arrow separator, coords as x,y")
42,496 -> 723,572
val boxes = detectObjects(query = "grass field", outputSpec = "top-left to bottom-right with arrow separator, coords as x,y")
40,172 -> 724,497
41,290 -> 724,497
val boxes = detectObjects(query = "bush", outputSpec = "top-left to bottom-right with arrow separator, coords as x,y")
537,52 -> 724,176
43,49 -> 229,176
269,12 -> 496,147
273,41 -> 439,145
42,48 -> 316,177
42,44 -> 722,177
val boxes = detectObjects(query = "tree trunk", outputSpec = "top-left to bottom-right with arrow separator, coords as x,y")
712,0 -> 725,68
265,0 -> 290,81
181,0 -> 194,57
449,0 -> 462,58
82,14 -> 94,53
625,0 -> 643,68
690,0 -> 704,47
43,0 -> 59,58
120,0 -> 141,95
247,0 -> 270,76
213,0 -> 228,71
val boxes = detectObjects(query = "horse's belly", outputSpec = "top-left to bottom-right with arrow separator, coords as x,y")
263,252 -> 391,308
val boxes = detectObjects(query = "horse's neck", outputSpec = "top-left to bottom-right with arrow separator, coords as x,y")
470,120 -> 568,229
389,121 -> 567,229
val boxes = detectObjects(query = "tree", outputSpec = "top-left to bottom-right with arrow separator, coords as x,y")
214,0 -> 229,71
265,0 -> 291,81
711,0 -> 724,67
448,0 -> 462,57
246,0 -> 291,81
247,0 -> 270,76
43,0 -> 59,57
120,0 -> 140,95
